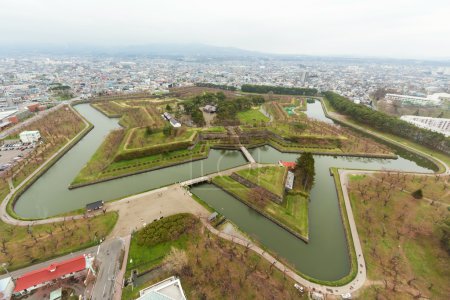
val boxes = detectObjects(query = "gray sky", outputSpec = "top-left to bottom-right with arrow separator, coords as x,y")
1,0 -> 449,59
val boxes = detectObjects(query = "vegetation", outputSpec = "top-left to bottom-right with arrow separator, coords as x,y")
348,173 -> 450,299
195,82 -> 237,91
136,214 -> 198,247
123,213 -> 306,300
241,84 -> 318,96
0,211 -> 118,272
294,152 -> 315,191
3,106 -> 86,187
236,166 -> 286,197
49,83 -> 73,100
324,91 -> 450,155
213,175 -> 309,239
237,108 -> 270,125
73,129 -> 125,184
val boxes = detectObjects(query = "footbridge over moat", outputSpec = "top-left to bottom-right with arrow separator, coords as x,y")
240,146 -> 256,164
180,176 -> 210,187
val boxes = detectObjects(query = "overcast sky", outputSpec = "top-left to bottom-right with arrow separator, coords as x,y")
0,0 -> 449,59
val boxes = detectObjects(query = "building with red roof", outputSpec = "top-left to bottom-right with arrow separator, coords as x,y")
13,255 -> 88,294
278,160 -> 296,169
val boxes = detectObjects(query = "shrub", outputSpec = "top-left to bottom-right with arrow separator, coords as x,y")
136,214 -> 199,247
411,189 -> 423,199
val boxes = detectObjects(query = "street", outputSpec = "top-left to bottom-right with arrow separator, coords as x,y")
90,238 -> 124,300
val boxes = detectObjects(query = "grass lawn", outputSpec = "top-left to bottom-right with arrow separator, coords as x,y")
122,213 -> 307,300
348,173 -> 450,299
237,108 -> 270,124
125,128 -> 197,150
236,166 -> 287,197
213,175 -> 309,239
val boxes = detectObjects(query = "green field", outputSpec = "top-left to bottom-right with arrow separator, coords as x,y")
237,108 -> 270,124
213,175 -> 309,239
236,166 -> 287,197
125,128 -> 197,150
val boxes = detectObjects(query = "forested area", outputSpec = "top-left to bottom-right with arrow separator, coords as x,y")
183,92 -> 264,125
195,82 -> 237,91
324,92 -> 450,154
241,84 -> 318,96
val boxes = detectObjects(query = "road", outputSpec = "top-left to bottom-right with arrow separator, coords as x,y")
90,238 -> 124,300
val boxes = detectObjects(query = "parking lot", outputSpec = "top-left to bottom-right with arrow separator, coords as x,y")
0,139 -> 36,172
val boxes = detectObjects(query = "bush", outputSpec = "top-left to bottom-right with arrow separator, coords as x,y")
411,189 -> 423,199
136,214 -> 199,247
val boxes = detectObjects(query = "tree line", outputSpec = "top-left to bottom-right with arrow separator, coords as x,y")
324,92 -> 450,154
241,84 -> 318,96
195,82 -> 237,91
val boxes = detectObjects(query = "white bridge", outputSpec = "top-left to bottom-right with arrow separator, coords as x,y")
180,176 -> 210,187
240,146 -> 256,164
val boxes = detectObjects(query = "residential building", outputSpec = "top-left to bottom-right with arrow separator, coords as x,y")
400,115 -> 450,137
385,94 -> 441,107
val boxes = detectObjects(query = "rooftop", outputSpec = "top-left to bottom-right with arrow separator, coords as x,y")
138,276 -> 187,300
14,255 -> 86,292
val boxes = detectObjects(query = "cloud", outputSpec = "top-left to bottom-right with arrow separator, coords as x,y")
0,0 -> 449,58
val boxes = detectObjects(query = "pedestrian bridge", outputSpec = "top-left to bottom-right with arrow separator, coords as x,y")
240,146 -> 256,164
180,176 -> 210,187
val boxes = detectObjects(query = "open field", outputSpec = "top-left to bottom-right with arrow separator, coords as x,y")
122,213 -> 307,300
237,108 -> 270,125
236,166 -> 286,197
348,173 -> 450,299
212,175 -> 309,239
124,128 -> 197,150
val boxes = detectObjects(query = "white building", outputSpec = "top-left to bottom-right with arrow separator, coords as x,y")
0,277 -> 14,300
138,276 -> 187,300
19,130 -> 41,143
400,115 -> 450,137
385,94 -> 441,107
